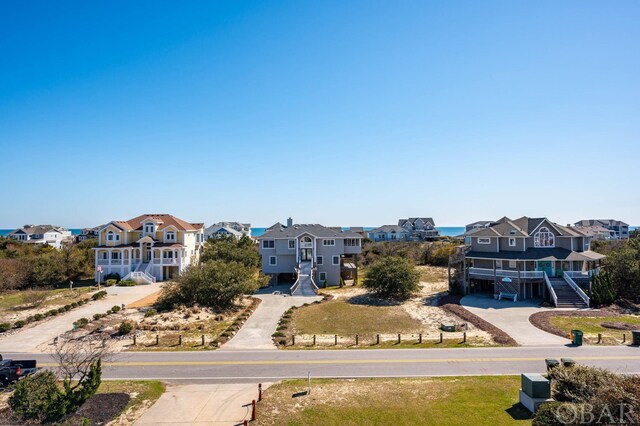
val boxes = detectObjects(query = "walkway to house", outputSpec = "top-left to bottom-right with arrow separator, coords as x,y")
292,261 -> 317,296
135,382 -> 271,425
460,294 -> 575,346
0,283 -> 162,353
222,285 -> 322,350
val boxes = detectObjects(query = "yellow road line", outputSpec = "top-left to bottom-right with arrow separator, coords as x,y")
37,355 -> 640,368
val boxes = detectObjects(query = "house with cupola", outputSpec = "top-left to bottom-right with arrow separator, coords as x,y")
94,214 -> 204,284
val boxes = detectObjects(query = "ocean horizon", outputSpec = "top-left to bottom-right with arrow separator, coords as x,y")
1,226 -> 636,239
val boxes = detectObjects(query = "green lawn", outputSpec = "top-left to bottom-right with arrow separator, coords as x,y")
549,315 -> 640,344
290,299 -> 423,336
0,286 -> 93,312
256,376 -> 531,426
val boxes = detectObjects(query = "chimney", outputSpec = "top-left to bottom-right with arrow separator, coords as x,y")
286,217 -> 293,228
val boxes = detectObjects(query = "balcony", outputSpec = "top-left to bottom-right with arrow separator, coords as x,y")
300,242 -> 313,249
468,267 -> 543,280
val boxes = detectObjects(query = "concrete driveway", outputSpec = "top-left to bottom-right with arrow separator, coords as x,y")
0,283 -> 161,353
222,285 -> 321,350
460,294 -> 575,346
135,382 -> 270,425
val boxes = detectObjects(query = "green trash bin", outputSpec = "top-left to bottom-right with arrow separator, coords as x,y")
571,330 -> 583,346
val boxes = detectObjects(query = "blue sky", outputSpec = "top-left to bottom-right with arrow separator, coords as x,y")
1,1 -> 638,228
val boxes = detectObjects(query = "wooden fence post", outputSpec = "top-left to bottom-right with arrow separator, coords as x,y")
597,333 -> 602,344
463,332 -> 467,343
258,383 -> 262,402
156,334 -> 159,345
313,335 -> 316,346
179,334 -> 182,346
202,335 -> 205,346
623,333 -> 626,344
440,332 -> 443,343
251,400 -> 256,421
133,335 -> 136,345
335,334 -> 338,345
292,335 -> 295,345
376,334 -> 380,345
418,333 -> 422,344
355,334 -> 359,346
397,333 -> 401,344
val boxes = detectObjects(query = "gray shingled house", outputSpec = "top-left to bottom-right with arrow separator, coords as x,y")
461,216 -> 605,308
574,219 -> 629,240
257,218 -> 362,295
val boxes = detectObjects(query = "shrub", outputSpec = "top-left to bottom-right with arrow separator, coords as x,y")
21,290 -> 48,308
70,302 -> 78,308
105,272 -> 120,282
339,277 -> 345,288
14,320 -> 26,328
278,339 -> 287,345
0,322 -> 13,332
272,331 -> 285,338
74,318 -> 89,328
588,269 -> 617,306
93,313 -> 105,321
111,305 -> 121,313
9,370 -> 60,422
64,304 -> 72,311
362,257 -> 421,300
144,308 -> 157,318
117,280 -> 136,287
57,307 -> 66,314
92,290 -> 107,301
26,316 -> 35,323
118,321 -> 134,335
532,402 -> 569,426
105,279 -> 118,286
34,313 -> 44,321
48,309 -> 59,316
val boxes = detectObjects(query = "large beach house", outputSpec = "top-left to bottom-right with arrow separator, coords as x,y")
204,221 -> 252,240
257,218 -> 362,295
7,225 -> 72,249
369,217 -> 439,241
574,219 -> 629,240
94,214 -> 204,284
461,216 -> 605,307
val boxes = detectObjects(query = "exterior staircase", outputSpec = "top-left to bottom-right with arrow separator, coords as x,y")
122,262 -> 156,284
548,277 -> 588,308
291,261 -> 318,296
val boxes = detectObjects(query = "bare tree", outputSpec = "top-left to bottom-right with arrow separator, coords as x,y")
51,337 -> 114,390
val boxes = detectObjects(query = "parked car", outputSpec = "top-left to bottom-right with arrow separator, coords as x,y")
0,354 -> 38,387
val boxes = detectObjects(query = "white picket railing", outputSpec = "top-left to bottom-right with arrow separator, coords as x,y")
563,273 -> 590,307
290,267 -> 301,295
544,272 -> 558,307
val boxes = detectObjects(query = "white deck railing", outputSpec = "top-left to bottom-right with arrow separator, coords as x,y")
544,272 -> 558,307
468,267 -> 543,279
563,273 -> 590,307
564,269 -> 600,279
290,267 -> 301,295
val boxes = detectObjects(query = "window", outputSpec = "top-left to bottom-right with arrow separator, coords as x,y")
166,231 -> 175,241
509,238 -> 516,247
111,252 -> 120,260
332,255 -> 340,265
534,227 -> 555,247
322,239 -> 335,246
478,237 -> 491,244
345,238 -> 360,247
102,252 -> 108,260
316,256 -> 323,265
144,223 -> 155,234
163,251 -> 174,258
496,260 -> 502,268
288,240 -> 295,249
319,272 -> 327,281
262,240 -> 275,249
269,256 -> 277,266
509,260 -> 517,268
107,231 -> 114,241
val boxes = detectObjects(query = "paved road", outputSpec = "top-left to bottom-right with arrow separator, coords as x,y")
460,294 -> 576,346
5,345 -> 639,383
0,284 -> 161,353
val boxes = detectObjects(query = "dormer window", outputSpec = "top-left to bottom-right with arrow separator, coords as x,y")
144,223 -> 155,234
510,230 -> 516,235
106,231 -> 120,242
166,231 -> 175,241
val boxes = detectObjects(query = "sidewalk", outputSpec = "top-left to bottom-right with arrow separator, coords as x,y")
135,383 -> 271,425
0,283 -> 161,353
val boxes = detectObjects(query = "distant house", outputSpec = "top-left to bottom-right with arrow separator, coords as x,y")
77,225 -> 103,242
574,219 -> 629,240
346,227 -> 368,239
94,214 -> 205,283
7,225 -> 72,249
257,218 -> 362,293
204,222 -> 251,240
368,225 -> 410,242
461,216 -> 605,308
465,221 -> 494,234
398,217 -> 440,240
